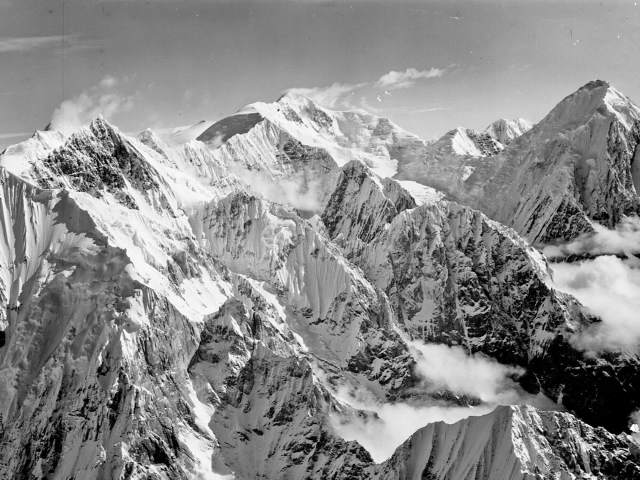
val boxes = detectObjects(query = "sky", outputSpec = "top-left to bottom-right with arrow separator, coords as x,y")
0,0 -> 639,148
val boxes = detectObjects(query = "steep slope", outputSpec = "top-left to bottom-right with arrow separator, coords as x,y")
323,160 -> 640,433
0,130 -> 65,178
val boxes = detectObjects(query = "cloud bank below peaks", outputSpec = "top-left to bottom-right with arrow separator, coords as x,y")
552,255 -> 640,352
546,216 -> 640,352
543,215 -> 640,259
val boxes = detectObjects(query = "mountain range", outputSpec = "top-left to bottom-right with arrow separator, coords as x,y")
0,80 -> 639,479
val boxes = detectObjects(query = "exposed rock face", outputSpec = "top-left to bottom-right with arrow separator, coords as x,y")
0,81 -> 639,479
374,405 -> 640,480
189,191 -> 417,397
323,160 -> 640,433
33,117 -> 165,210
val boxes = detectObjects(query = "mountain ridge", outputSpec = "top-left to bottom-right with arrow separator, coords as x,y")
0,80 -> 639,479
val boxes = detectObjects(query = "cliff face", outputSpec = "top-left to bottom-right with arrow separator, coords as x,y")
0,83 -> 639,479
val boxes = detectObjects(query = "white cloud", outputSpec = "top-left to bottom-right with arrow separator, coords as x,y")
551,255 -> 640,352
49,76 -> 134,135
284,82 -> 367,109
0,35 -> 64,53
410,341 -> 524,404
232,167 -> 327,212
359,95 -> 447,115
283,65 -> 447,110
330,338 -> 554,462
544,217 -> 640,351
376,67 -> 445,90
543,216 -> 640,259
331,386 -> 494,463
0,34 -> 86,53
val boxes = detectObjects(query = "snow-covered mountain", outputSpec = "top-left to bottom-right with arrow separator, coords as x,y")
0,81 -> 639,479
397,80 -> 640,243
485,118 -> 532,145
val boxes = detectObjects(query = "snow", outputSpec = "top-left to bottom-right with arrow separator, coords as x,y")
0,130 -> 65,178
396,180 -> 444,206
0,82 -> 639,480
604,85 -> 640,130
247,97 -> 400,178
450,127 -> 484,156
484,118 -> 532,144
157,120 -> 215,145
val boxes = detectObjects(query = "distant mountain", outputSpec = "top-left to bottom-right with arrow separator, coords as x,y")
485,117 -> 532,145
396,80 -> 640,243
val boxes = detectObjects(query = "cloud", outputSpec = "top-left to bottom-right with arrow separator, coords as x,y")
551,255 -> 640,352
283,65 -> 447,110
544,217 -> 640,352
543,216 -> 640,259
98,75 -> 118,89
630,410 -> 640,442
285,82 -> 367,109
49,76 -> 134,135
331,387 -> 494,463
376,67 -> 445,90
0,34 -> 86,53
231,167 -> 327,213
410,341 -> 524,404
0,132 -> 30,140
330,338 -> 555,462
359,96 -> 447,115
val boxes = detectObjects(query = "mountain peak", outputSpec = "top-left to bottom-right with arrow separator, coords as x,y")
276,89 -> 311,103
539,79 -> 640,133
581,79 -> 610,90
87,115 -> 118,134
436,126 -> 503,156
485,118 -> 532,145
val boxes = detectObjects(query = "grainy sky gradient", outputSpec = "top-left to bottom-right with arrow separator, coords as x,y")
0,0 -> 639,147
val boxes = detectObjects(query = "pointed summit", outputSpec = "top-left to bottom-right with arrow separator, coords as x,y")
536,79 -> 640,135
479,80 -> 640,242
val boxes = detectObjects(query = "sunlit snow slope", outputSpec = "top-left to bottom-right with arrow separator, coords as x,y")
0,81 -> 639,479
